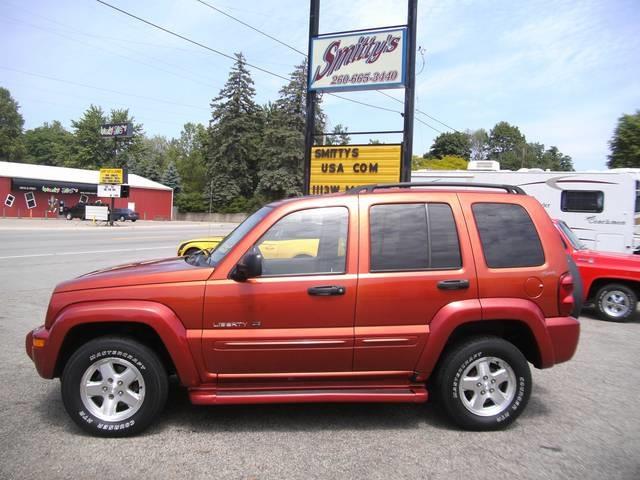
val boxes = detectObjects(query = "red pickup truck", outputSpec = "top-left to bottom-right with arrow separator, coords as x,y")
555,219 -> 640,322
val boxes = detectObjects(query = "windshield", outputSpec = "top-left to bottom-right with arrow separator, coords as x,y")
557,221 -> 586,250
207,206 -> 273,267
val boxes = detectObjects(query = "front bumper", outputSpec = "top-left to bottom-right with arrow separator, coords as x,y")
25,326 -> 54,378
545,316 -> 580,365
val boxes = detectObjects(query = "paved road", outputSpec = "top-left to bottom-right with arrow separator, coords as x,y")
1,220 -> 639,479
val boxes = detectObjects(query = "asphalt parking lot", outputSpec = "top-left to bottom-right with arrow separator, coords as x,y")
1,219 -> 639,479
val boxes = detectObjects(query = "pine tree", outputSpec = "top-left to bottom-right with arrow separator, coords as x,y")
256,60 -> 326,200
161,160 -> 182,193
206,52 -> 263,209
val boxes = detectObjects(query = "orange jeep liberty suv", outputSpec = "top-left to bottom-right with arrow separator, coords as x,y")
26,183 -> 580,436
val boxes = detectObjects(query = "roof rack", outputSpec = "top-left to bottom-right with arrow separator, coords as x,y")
346,182 -> 526,195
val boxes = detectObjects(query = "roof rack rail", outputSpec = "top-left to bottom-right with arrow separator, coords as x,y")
346,182 -> 526,195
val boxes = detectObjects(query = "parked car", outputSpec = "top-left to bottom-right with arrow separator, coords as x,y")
177,237 -> 223,256
26,183 -> 579,437
554,219 -> 640,322
110,208 -> 139,222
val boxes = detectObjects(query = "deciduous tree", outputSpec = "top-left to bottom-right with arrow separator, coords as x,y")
0,87 -> 26,161
607,111 -> 640,168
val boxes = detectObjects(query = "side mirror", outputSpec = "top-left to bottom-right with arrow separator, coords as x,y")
231,250 -> 263,282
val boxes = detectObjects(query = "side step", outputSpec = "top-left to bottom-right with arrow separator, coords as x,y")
189,387 -> 428,405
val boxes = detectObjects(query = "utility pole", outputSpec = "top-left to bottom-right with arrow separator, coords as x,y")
401,0 -> 418,182
303,0 -> 320,195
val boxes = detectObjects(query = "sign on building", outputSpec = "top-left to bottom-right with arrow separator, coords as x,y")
4,194 -> 15,207
309,27 -> 407,92
24,191 -> 37,209
99,168 -> 124,185
309,144 -> 401,195
100,123 -> 133,138
98,184 -> 122,198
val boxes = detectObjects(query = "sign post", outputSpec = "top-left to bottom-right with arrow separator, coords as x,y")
304,0 -> 417,194
100,123 -> 132,226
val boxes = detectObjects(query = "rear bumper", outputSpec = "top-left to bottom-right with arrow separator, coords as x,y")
25,326 -> 54,378
544,316 -> 580,366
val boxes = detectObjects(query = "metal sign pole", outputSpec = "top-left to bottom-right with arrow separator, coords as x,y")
303,0 -> 320,196
401,0 -> 418,182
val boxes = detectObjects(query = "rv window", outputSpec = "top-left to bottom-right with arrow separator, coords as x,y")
560,190 -> 604,213
635,181 -> 640,213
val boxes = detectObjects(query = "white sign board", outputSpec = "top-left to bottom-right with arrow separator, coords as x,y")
309,27 -> 407,92
98,184 -> 121,198
85,205 -> 109,221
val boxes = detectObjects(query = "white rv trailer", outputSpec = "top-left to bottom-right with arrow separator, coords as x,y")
411,163 -> 640,254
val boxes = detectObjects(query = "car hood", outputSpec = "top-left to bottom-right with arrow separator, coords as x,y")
54,257 -> 214,293
573,248 -> 640,269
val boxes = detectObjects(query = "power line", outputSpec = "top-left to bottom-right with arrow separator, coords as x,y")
415,117 -> 443,134
376,90 -> 460,132
96,0 -> 403,117
0,66 -> 209,111
195,0 -> 306,56
189,0 -> 458,133
96,0 -> 291,82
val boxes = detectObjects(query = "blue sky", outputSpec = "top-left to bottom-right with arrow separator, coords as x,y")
2,0 -> 639,170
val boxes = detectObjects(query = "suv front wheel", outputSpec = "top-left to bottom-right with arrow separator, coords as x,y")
61,337 -> 168,437
435,336 -> 531,430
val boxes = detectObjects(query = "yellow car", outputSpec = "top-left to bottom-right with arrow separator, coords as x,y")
177,237 -> 320,259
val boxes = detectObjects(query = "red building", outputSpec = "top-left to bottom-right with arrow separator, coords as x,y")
0,161 -> 173,220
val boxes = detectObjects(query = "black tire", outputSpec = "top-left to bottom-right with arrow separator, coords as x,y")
61,337 -> 168,437
184,248 -> 202,257
434,336 -> 531,430
119,215 -> 126,222
595,283 -> 637,322
131,219 -> 137,222
66,213 -> 73,220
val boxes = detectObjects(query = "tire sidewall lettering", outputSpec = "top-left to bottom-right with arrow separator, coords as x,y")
452,351 -> 483,399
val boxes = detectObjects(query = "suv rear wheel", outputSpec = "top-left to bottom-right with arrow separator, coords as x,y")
595,283 -> 637,322
435,336 -> 531,430
61,337 -> 168,437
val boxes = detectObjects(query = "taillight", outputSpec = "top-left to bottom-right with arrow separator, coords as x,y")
558,272 -> 575,317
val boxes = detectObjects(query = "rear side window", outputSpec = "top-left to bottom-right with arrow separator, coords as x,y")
560,190 -> 604,213
370,203 -> 461,271
472,203 -> 544,268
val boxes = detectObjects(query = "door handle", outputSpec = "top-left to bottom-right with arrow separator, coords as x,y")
307,285 -> 346,296
437,279 -> 470,290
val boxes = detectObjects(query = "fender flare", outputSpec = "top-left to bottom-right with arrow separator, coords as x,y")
46,300 -> 200,386
414,298 -> 556,379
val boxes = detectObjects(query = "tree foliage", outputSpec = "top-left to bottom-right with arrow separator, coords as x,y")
256,60 -> 326,201
325,124 -> 351,146
206,52 -> 263,209
428,131 -> 471,160
70,105 -> 144,170
607,111 -> 640,168
0,87 -> 26,161
24,121 -> 73,166
413,155 -> 468,170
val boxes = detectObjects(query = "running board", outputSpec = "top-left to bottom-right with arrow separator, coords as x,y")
189,387 -> 428,405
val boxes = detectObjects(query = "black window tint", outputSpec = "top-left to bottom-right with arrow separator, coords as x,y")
472,203 -> 544,268
370,203 -> 461,271
560,190 -> 604,213
429,203 -> 462,269
370,204 -> 428,271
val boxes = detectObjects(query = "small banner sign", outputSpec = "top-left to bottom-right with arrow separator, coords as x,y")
99,168 -> 124,185
100,123 -> 133,138
309,27 -> 407,92
309,144 -> 401,195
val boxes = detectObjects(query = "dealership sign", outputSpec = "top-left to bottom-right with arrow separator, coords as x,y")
309,144 -> 401,195
309,27 -> 407,92
100,123 -> 133,138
